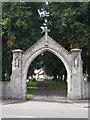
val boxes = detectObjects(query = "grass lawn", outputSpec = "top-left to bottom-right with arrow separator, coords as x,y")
27,93 -> 36,99
27,80 -> 67,99
27,80 -> 67,90
27,81 -> 38,87
47,81 -> 67,91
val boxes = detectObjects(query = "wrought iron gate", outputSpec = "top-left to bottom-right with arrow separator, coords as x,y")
27,79 -> 67,99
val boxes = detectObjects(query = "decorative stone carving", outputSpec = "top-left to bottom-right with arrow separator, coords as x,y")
15,57 -> 19,68
74,56 -> 79,68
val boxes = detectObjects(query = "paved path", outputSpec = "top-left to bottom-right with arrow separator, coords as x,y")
1,99 -> 22,106
68,99 -> 89,108
1,98 -> 88,118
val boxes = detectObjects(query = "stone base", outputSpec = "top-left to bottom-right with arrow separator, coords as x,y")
67,94 -> 84,100
21,95 -> 27,101
12,95 -> 22,100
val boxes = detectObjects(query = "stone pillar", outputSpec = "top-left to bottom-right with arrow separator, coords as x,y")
69,49 -> 84,99
11,49 -> 22,99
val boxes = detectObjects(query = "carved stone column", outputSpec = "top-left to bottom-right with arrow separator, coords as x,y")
11,49 -> 22,99
70,49 -> 84,99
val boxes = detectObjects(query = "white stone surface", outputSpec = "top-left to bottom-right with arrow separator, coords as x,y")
0,81 -> 11,98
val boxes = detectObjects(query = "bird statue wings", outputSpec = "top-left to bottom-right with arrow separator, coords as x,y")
38,9 -> 49,18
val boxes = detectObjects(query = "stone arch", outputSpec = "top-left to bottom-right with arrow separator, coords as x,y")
11,35 -> 85,100
24,47 -> 71,82
21,35 -> 71,100
22,47 -> 71,99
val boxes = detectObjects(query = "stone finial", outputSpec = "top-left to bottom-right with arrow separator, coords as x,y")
71,49 -> 82,53
12,49 -> 23,53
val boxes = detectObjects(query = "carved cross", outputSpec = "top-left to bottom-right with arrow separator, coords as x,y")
42,26 -> 50,46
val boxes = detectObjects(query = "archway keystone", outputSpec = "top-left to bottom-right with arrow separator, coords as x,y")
11,35 -> 85,100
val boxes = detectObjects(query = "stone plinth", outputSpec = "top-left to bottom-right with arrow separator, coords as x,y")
11,49 -> 23,99
67,49 -> 85,100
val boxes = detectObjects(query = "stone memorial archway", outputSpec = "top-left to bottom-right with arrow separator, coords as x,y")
11,35 -> 85,100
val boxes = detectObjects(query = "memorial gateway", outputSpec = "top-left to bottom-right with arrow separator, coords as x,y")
10,34 -> 85,100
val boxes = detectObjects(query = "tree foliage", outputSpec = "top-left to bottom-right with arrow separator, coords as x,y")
2,2 -> 89,80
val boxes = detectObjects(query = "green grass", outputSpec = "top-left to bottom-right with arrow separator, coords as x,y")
27,80 -> 67,91
27,87 -> 38,89
27,81 -> 38,87
27,81 -> 67,99
47,81 -> 67,91
27,93 -> 36,99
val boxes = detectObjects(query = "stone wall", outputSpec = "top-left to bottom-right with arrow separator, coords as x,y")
0,80 -> 89,99
84,81 -> 89,99
0,81 -> 2,98
0,81 -> 12,99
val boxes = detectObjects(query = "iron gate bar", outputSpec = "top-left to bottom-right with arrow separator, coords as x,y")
27,80 -> 67,99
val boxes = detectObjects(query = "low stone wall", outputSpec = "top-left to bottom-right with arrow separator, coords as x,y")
0,80 -> 89,99
84,81 -> 89,99
0,81 -> 2,98
0,81 -> 12,99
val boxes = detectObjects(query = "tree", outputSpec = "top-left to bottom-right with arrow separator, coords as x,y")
2,2 -> 89,80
